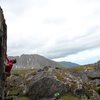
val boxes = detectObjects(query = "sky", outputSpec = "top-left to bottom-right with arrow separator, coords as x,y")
0,0 -> 100,65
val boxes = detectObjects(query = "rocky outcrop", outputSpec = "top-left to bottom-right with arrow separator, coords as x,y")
87,70 -> 100,80
27,76 -> 68,100
24,70 -> 69,100
0,6 -> 7,100
5,60 -> 100,100
6,68 -> 99,100
95,60 -> 100,69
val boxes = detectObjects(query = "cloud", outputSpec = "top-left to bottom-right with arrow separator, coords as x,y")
44,17 -> 65,25
53,47 -> 100,65
40,27 -> 100,58
0,0 -> 100,64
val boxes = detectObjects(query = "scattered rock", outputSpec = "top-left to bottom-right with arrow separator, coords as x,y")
6,60 -> 100,99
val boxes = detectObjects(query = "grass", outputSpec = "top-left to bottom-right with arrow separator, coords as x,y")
67,65 -> 95,72
66,66 -> 84,72
61,94 -> 81,100
18,96 -> 30,100
55,70 -> 65,81
96,86 -> 100,91
95,86 -> 100,94
89,96 -> 95,100
9,87 -> 22,96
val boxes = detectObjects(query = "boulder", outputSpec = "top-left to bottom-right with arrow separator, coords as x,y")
26,72 -> 68,100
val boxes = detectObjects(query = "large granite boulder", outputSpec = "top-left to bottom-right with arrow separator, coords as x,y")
25,72 -> 68,100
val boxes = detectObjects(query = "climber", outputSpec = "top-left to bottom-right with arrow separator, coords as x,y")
6,58 -> 16,74
4,56 -> 16,80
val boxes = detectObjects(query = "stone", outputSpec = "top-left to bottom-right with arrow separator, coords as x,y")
0,6 -> 7,100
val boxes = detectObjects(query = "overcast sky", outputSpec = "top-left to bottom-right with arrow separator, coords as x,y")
0,0 -> 100,65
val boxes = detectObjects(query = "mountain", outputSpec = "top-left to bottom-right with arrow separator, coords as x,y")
11,54 -> 63,69
58,61 -> 80,67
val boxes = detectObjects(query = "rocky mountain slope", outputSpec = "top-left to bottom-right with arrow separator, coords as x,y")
5,60 -> 100,100
59,61 -> 79,67
10,54 -> 63,69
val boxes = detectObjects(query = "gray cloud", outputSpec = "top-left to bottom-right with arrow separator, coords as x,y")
42,27 -> 100,59
44,17 -> 65,25
1,0 -> 100,64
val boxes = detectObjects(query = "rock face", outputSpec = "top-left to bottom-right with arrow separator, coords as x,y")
26,72 -> 68,100
95,60 -> 100,67
12,54 -> 62,69
0,6 -> 7,100
83,61 -> 100,87
27,77 -> 68,100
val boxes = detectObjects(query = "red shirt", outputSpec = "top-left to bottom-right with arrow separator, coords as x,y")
5,60 -> 13,73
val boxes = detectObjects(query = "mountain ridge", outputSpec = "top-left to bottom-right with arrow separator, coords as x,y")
58,61 -> 80,67
11,54 -> 63,69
